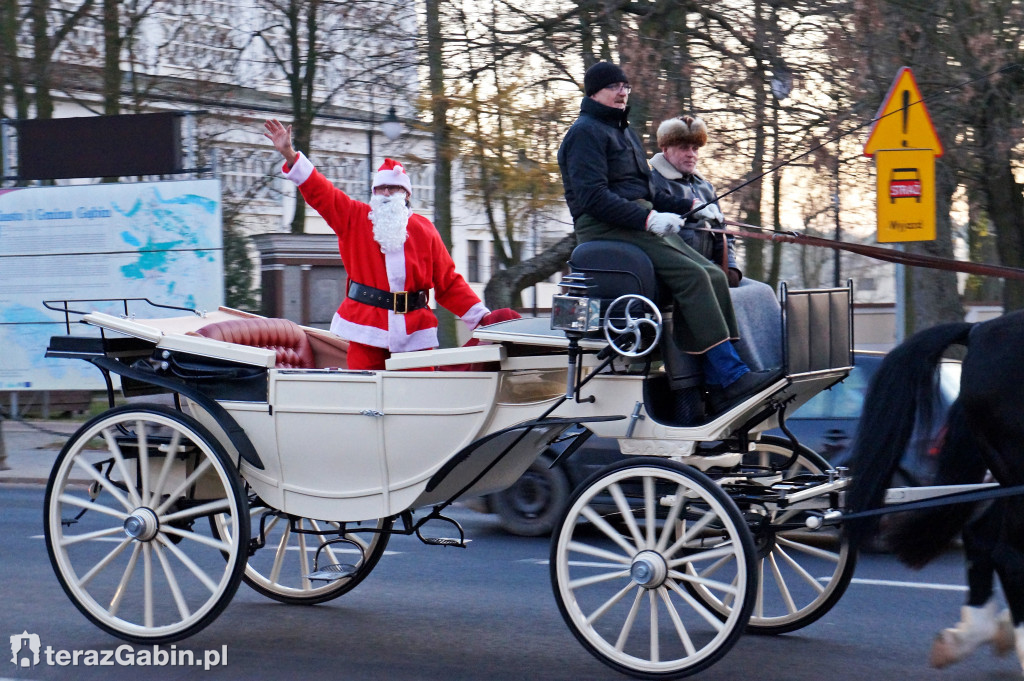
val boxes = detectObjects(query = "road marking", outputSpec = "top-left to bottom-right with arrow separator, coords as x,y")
524,559 -> 635,569
844,577 -> 967,592
526,559 -> 967,591
30,535 -> 400,555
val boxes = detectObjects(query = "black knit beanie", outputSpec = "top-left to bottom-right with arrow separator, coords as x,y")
584,62 -> 629,97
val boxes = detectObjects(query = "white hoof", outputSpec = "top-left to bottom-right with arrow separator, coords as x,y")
1014,623 -> 1024,674
993,609 -> 1015,657
929,600 -> 1002,669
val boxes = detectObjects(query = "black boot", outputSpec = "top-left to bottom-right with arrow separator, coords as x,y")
706,367 -> 784,415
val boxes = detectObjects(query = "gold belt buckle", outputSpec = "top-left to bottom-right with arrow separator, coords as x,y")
393,291 -> 409,314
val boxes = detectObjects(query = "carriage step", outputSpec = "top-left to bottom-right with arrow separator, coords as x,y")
307,563 -> 358,582
420,537 -> 471,548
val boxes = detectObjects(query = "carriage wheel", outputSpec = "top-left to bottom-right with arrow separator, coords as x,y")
550,458 -> 756,679
211,502 -> 392,605
690,436 -> 856,635
44,405 -> 249,644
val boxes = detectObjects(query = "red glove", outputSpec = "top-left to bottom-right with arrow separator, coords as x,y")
442,308 -> 522,371
478,308 -> 521,327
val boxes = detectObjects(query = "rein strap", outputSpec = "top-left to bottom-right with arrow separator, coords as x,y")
714,220 -> 1024,281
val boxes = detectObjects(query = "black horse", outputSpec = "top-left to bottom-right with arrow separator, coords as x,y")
845,310 -> 1024,668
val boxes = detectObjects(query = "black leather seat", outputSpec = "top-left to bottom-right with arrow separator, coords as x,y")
568,241 -> 668,311
568,241 -> 704,425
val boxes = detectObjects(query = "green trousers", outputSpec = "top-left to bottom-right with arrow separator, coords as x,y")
575,214 -> 739,354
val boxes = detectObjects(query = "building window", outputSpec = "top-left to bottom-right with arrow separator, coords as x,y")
467,240 -> 481,282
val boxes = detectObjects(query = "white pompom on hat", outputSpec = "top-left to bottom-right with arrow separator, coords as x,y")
656,116 -> 709,149
372,158 -> 412,194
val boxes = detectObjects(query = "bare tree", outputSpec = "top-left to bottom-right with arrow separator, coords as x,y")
0,0 -> 96,120
242,0 -> 413,234
948,0 -> 1024,310
851,0 -> 1024,325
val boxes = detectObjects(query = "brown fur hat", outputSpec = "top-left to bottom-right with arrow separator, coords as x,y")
656,116 -> 708,149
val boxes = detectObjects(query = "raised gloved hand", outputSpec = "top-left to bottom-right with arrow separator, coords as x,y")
646,210 -> 684,237
693,200 -> 724,224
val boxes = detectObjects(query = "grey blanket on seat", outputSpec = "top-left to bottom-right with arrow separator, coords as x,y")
730,278 -> 782,371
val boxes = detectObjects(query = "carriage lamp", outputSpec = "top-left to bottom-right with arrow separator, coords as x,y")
551,273 -> 601,400
551,273 -> 600,334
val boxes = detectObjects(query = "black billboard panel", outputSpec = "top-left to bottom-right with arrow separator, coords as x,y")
17,112 -> 184,180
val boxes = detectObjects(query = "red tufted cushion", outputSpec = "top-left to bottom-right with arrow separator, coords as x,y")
195,318 -> 316,369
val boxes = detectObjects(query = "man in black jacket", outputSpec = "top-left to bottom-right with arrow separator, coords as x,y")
557,61 -> 781,414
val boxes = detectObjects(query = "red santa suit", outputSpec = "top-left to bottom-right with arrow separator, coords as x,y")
282,153 -> 488,358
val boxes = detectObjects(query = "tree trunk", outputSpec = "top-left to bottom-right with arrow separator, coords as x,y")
0,0 -> 30,119
904,158 -> 964,332
974,85 -> 1024,311
29,0 -> 53,118
424,0 -> 456,346
484,233 -> 576,309
102,0 -> 121,115
740,0 -> 767,281
962,202 -> 1001,303
288,105 -> 311,234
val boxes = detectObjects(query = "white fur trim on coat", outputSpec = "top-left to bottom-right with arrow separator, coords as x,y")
282,152 -> 315,186
460,302 -> 489,329
330,313 -> 440,352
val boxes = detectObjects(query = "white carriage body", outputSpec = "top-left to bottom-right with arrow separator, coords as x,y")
78,279 -> 852,524
46,280 -> 865,673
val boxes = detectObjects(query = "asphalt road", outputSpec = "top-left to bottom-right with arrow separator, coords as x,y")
1,484 -> 1020,681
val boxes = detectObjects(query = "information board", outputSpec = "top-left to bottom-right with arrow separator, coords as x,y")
0,179 -> 223,390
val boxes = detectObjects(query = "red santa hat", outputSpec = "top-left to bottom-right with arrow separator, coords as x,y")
372,158 -> 412,195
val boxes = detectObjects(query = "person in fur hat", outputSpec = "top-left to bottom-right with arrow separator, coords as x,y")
557,62 -> 781,414
650,115 -> 739,287
264,118 -> 513,370
650,115 -> 782,372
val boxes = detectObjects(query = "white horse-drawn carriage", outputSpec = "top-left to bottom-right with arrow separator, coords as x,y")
43,241 -> 860,678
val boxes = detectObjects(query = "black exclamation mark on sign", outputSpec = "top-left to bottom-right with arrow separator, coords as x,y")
901,90 -> 910,147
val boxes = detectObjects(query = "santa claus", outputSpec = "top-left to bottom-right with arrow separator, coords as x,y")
264,118 -> 509,370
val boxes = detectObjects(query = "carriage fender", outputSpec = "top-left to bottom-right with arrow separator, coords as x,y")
546,426 -> 597,469
90,355 -> 265,470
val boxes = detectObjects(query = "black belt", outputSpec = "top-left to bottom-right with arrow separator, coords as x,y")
348,281 -> 429,314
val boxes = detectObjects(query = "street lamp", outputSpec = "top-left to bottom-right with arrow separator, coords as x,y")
381,106 -> 403,142
366,106 -> 404,194
770,65 -> 793,102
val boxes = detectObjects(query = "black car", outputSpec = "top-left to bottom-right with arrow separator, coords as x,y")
473,350 -> 960,536
766,351 -> 960,486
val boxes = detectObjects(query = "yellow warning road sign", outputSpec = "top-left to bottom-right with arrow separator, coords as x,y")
875,148 -> 936,242
864,68 -> 942,242
863,67 -> 944,157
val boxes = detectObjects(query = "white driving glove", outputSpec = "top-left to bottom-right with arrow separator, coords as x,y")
646,210 -> 684,236
692,200 -> 724,224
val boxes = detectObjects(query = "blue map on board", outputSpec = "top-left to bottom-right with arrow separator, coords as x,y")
114,187 -> 220,310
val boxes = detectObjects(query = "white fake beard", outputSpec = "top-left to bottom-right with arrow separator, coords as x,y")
369,194 -> 410,253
